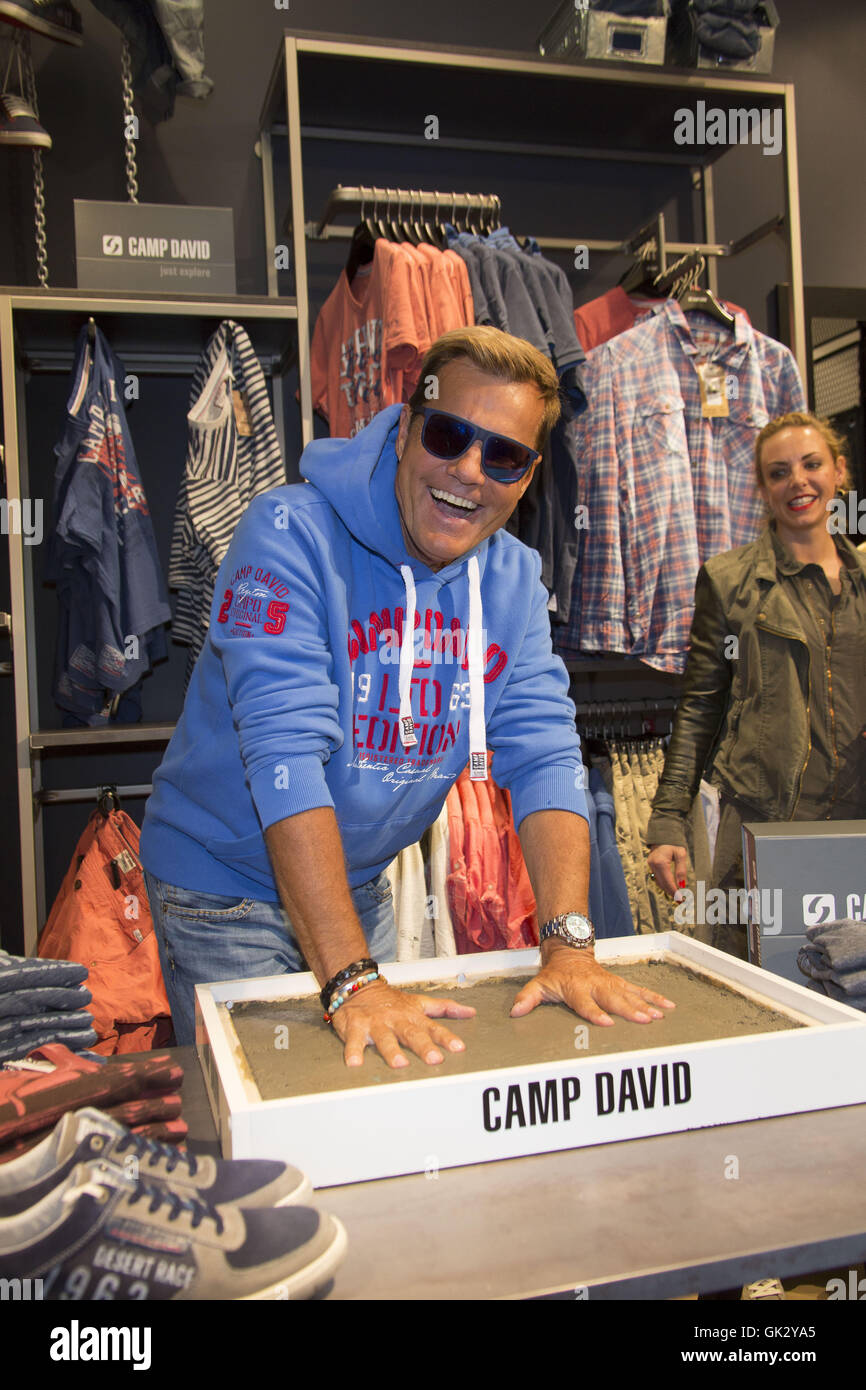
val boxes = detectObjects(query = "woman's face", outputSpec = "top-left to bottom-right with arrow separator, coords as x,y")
757,426 -> 846,538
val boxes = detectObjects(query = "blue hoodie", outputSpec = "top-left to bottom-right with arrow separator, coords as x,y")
140,405 -> 587,899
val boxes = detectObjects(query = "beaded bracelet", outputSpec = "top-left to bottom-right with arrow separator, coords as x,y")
319,957 -> 378,1011
323,970 -> 380,1023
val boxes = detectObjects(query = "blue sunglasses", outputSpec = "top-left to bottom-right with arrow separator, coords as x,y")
417,407 -> 541,483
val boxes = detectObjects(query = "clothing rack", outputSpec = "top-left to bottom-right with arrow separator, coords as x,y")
35,785 -> 152,806
306,185 -> 786,267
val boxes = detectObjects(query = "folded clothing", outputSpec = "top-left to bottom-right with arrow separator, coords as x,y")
0,986 -> 93,1019
0,1046 -> 182,1148
805,918 -> 866,975
0,1028 -> 99,1064
0,1092 -> 186,1162
0,952 -> 88,995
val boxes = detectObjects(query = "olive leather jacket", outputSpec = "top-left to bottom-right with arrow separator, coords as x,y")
646,526 -> 866,845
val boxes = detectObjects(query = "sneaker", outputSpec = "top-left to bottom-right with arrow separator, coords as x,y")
0,1 -> 83,46
0,92 -> 51,147
0,1161 -> 347,1300
0,1107 -> 313,1215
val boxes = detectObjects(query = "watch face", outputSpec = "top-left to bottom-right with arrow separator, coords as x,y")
565,914 -> 592,940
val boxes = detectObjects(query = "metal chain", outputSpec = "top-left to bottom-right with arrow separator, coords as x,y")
20,34 -> 49,288
120,37 -> 139,204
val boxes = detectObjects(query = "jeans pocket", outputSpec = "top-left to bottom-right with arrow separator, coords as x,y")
160,883 -> 256,922
361,870 -> 393,906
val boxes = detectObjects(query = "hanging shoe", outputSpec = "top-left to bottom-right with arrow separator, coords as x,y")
0,1 -> 83,47
0,91 -> 50,146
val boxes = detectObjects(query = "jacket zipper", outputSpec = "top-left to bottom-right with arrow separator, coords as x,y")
755,618 -> 811,819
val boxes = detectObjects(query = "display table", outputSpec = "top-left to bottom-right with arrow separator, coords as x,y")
174,1044 -> 866,1300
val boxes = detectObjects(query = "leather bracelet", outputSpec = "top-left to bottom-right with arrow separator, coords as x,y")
323,970 -> 381,1024
320,958 -> 378,1011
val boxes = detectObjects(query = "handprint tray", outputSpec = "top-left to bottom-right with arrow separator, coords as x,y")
195,932 -> 866,1187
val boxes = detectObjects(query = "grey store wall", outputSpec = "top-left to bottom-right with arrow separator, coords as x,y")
0,0 -> 864,950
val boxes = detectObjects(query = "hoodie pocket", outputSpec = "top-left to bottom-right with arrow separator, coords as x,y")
204,830 -> 275,891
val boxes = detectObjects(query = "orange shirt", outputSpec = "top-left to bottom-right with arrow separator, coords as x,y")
310,240 -> 430,438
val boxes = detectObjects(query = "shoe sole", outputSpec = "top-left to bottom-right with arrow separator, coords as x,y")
0,131 -> 52,147
0,4 -> 83,46
272,1173 -> 314,1208
238,1217 -> 348,1301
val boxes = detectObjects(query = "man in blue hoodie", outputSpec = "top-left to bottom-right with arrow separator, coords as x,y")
141,327 -> 674,1059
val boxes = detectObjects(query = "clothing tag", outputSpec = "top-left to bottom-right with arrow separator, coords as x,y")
232,389 -> 253,436
696,362 -> 729,418
113,849 -> 136,876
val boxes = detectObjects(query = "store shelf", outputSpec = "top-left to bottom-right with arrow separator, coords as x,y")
31,724 -> 176,750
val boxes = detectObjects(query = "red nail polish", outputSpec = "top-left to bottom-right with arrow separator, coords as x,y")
678,879 -> 686,889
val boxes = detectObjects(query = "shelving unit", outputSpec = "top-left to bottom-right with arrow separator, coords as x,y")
1,288 -> 299,951
256,29 -> 806,445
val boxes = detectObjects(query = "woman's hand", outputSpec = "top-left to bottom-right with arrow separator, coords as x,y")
647,843 -> 689,898
331,978 -> 476,1068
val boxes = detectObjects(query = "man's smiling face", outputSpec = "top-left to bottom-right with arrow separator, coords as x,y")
394,360 -> 544,572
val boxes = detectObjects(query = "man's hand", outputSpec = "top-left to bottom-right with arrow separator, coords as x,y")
511,942 -> 675,1026
332,978 -> 476,1068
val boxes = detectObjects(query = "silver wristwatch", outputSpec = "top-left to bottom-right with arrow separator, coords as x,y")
539,912 -> 595,950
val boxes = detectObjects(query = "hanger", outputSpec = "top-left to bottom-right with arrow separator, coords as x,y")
87,316 -> 96,344
675,255 -> 735,328
345,187 -> 378,283
97,784 -> 120,818
465,192 -> 480,238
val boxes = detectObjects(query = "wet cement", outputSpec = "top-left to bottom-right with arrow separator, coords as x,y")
228,960 -> 804,1101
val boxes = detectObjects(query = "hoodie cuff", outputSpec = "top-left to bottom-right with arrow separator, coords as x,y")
250,754 -> 335,833
508,763 -> 589,832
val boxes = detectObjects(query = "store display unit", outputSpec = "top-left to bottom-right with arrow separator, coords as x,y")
196,931 -> 866,1187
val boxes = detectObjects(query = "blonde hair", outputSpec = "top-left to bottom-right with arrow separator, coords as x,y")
407,326 -> 561,451
755,411 -> 852,491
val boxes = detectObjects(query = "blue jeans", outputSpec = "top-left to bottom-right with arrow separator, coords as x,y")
143,869 -> 396,1046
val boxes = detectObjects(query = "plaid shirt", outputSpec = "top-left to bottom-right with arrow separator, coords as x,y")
556,301 -> 806,673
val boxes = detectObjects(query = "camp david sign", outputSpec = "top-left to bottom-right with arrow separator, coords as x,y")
74,201 -> 236,294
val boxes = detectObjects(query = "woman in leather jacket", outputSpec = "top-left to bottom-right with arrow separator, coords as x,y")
647,411 -> 866,959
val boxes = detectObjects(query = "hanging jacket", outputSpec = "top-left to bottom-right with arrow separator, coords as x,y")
142,403 -> 587,900
45,323 -> 171,726
39,808 -> 172,1055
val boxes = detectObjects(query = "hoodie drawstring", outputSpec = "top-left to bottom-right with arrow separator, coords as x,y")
398,564 -> 418,748
466,555 -> 488,781
398,558 -> 487,780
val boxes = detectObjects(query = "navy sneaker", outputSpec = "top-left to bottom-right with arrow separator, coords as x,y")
0,1 -> 83,46
0,92 -> 51,146
0,1107 -> 314,1215
0,1161 -> 347,1300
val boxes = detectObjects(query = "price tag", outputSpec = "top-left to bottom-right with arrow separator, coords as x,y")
696,362 -> 729,418
233,389 -> 253,436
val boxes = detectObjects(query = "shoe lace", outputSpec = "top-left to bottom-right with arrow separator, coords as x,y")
1,94 -> 33,117
113,1130 -> 197,1177
126,1177 -> 222,1234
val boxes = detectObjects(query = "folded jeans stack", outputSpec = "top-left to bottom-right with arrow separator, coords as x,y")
0,1044 -> 187,1163
797,919 -> 866,1010
0,952 -> 96,1062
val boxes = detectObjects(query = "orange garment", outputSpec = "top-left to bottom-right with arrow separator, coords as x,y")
310,239 -> 431,438
414,244 -> 474,337
38,808 -> 171,1055
446,764 -> 538,953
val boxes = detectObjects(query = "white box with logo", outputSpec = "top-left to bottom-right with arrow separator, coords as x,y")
743,820 -> 866,984
195,932 -> 866,1188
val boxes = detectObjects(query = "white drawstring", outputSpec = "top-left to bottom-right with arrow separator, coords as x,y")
467,555 -> 487,781
399,564 -> 418,748
398,557 -> 487,777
